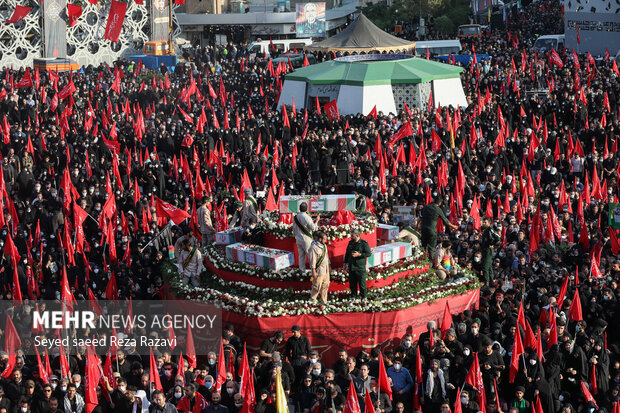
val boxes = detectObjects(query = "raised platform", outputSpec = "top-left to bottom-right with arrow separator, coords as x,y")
222,289 -> 479,365
33,58 -> 79,72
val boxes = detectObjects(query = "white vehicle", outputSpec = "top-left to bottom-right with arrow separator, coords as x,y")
414,39 -> 462,56
247,38 -> 313,58
533,34 -> 565,52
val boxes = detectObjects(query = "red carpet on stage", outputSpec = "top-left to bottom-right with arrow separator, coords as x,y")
222,288 -> 480,365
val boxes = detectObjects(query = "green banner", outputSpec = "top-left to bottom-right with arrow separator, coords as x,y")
610,203 -> 620,230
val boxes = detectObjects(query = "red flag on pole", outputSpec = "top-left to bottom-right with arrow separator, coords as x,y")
85,348 -> 102,413
149,348 -> 163,391
344,379 -> 362,413
186,327 -> 197,368
377,353 -> 392,399
568,289 -> 583,321
156,197 -> 190,225
1,315 -> 21,378
215,339 -> 227,392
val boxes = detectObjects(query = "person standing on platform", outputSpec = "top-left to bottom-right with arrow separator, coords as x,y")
293,202 -> 320,270
197,197 -> 215,246
344,229 -> 371,299
420,195 -> 457,257
241,188 -> 258,228
308,231 -> 330,303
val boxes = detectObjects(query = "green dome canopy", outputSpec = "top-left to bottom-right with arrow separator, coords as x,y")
285,54 -> 464,87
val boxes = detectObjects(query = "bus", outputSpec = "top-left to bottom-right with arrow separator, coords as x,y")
457,24 -> 483,38
414,40 -> 462,56
247,39 -> 313,58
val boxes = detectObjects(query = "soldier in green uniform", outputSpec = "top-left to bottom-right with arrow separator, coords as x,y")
344,229 -> 372,299
420,196 -> 458,257
481,217 -> 501,285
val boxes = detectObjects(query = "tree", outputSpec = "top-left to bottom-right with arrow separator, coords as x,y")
434,15 -> 455,35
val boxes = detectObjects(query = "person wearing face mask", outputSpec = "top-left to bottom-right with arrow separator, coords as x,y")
168,386 -> 184,406
221,381 -> 239,412
387,358 -> 413,411
176,384 -> 207,413
159,363 -> 177,394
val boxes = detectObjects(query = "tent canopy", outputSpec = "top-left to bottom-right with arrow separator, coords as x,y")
285,54 -> 464,86
305,14 -> 415,53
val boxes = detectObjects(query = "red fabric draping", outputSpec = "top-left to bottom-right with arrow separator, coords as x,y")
204,257 -> 429,292
103,0 -> 126,42
263,230 -> 377,268
222,288 -> 480,365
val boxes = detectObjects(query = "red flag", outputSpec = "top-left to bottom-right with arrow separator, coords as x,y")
557,273 -> 570,309
454,387 -> 462,413
576,27 -> 581,44
568,289 -> 583,321
388,121 -> 413,147
549,49 -> 564,68
364,392 -> 375,413
67,4 -> 82,26
344,379 -> 362,413
581,381 -> 597,408
412,346 -> 423,410
177,353 -> 185,380
104,1 -> 127,42
15,68 -> 33,88
465,353 -> 486,412
34,345 -> 49,384
156,197 -> 190,225
186,327 -> 197,368
150,348 -> 163,391
377,353 -> 392,399
6,5 -> 31,24
323,100 -> 339,120
1,315 -> 21,378
440,301 -> 452,339
367,105 -> 377,120
105,272 -> 118,300
509,323 -> 524,383
215,339 -> 227,392
85,349 -> 102,413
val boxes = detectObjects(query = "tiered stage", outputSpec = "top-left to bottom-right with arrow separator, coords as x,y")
173,199 -> 480,364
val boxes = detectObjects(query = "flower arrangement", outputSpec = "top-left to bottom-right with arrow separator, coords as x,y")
257,211 -> 377,241
203,244 -> 429,284
172,268 -> 481,317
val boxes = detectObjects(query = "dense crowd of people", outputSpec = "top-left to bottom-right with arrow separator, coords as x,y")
0,0 -> 618,411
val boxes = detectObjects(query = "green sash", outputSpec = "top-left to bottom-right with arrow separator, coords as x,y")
246,196 -> 258,211
405,227 -> 420,238
183,247 -> 197,270
294,215 -> 312,238
315,244 -> 326,269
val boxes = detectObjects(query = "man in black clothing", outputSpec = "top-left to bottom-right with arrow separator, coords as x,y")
149,390 -> 178,413
31,384 -> 53,413
259,332 -> 284,363
284,325 -> 311,364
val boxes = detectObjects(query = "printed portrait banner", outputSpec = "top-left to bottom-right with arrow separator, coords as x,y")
150,0 -> 170,42
610,203 -> 620,230
43,0 -> 68,58
104,0 -> 127,43
295,2 -> 325,38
